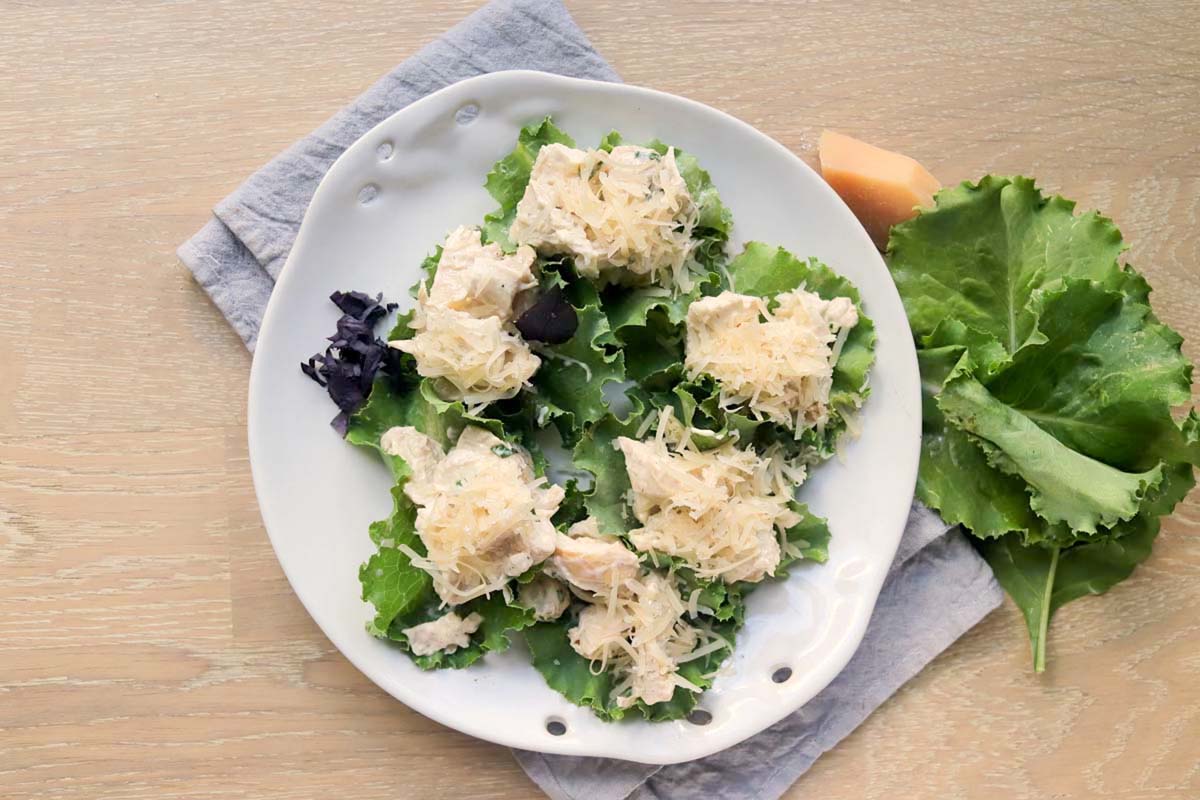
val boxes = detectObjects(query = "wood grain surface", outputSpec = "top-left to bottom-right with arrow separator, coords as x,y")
2,1 -> 1198,797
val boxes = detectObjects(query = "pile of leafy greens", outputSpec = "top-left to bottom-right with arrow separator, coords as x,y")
887,175 -> 1198,671
301,117 -> 875,721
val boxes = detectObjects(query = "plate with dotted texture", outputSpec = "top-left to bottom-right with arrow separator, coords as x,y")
247,70 -> 920,764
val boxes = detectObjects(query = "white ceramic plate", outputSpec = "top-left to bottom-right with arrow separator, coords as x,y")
248,70 -> 920,764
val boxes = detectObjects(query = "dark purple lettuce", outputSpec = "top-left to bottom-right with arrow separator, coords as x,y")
301,291 -> 398,435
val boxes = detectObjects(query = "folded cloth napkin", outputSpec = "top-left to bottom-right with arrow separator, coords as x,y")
176,1 -> 1003,797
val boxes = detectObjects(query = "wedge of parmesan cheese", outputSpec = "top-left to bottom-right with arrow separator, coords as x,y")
509,143 -> 699,288
392,226 -> 540,408
685,288 -> 858,431
818,130 -> 940,250
381,425 -> 563,606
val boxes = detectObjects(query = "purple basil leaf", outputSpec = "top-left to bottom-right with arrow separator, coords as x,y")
516,286 -> 578,344
301,290 -> 398,434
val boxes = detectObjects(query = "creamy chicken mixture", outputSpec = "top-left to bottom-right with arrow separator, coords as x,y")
391,226 -> 540,408
685,288 -> 859,430
381,425 -> 562,607
517,575 -> 571,622
617,410 -> 806,583
546,521 -> 704,709
509,143 -> 699,288
403,611 -> 484,657
547,529 -> 640,594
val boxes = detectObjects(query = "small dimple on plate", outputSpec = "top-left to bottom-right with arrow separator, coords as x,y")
835,558 -> 869,594
357,183 -> 380,205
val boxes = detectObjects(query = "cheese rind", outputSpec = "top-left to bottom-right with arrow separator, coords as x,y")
818,131 -> 940,249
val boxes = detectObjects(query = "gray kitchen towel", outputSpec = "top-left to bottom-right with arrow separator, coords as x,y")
175,1 -> 1004,798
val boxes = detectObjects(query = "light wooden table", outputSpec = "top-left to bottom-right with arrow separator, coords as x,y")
3,1 -> 1198,797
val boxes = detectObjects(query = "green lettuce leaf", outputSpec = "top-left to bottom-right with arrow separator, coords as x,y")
614,308 -> 687,387
525,617 -> 620,719
985,280 -> 1197,471
347,376 -> 505,477
348,359 -> 535,669
778,502 -> 832,567
890,174 -> 1198,670
569,411 -> 642,535
980,445 -> 1196,672
357,479 -> 538,669
385,593 -> 536,670
916,346 -> 1056,541
662,242 -> 875,460
937,365 -> 1164,534
888,175 -> 1128,361
359,484 -> 427,631
529,263 -> 626,446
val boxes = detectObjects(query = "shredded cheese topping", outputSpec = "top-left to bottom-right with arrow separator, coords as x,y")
509,143 -> 699,289
403,611 -> 484,656
616,409 -> 806,583
392,226 -> 540,409
567,569 -> 710,709
544,520 -> 723,709
685,288 -> 859,431
380,425 -> 563,606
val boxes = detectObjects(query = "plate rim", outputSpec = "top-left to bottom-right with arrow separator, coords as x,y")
247,68 -> 920,763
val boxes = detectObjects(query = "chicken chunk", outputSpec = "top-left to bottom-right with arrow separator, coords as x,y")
428,225 -> 537,320
403,426 -> 562,605
568,603 -> 630,660
391,226 -> 541,407
403,611 -> 483,656
380,426 -> 445,503
548,529 -> 640,595
517,575 -> 571,622
509,143 -> 697,286
617,436 -> 725,521
566,572 -> 700,709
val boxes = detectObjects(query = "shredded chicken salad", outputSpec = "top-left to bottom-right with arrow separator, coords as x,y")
302,117 -> 875,720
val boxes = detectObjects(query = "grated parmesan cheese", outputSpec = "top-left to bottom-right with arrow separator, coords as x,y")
685,288 -> 858,431
392,226 -> 541,408
567,571 -> 705,708
509,143 -> 699,289
616,409 -> 804,583
381,425 -> 563,605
